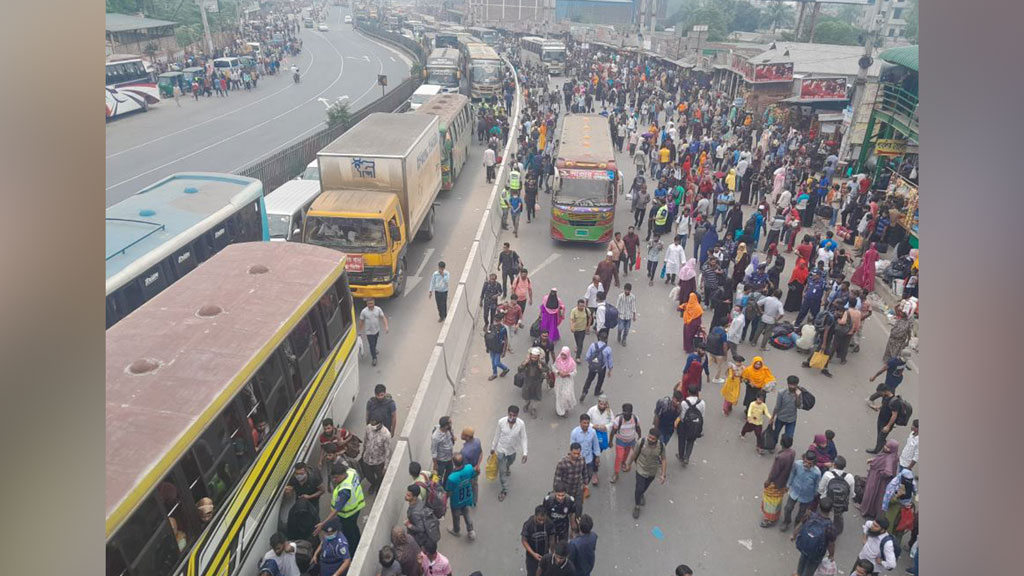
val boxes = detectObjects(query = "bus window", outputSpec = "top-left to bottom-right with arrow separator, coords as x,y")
237,200 -> 264,241
106,294 -> 125,328
108,494 -> 180,576
255,351 -> 287,400
170,245 -> 197,278
178,450 -> 209,508
191,236 -> 214,263
286,315 -> 322,385
319,285 -> 344,347
208,223 -> 231,253
192,411 -> 231,473
205,459 -> 239,504
334,276 -> 354,332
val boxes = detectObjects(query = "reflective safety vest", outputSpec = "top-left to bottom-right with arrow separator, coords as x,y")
654,205 -> 669,226
331,470 -> 366,518
508,169 -> 521,191
499,188 -> 510,209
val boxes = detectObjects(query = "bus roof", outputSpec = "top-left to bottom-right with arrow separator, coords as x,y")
320,112 -> 436,158
467,43 -> 500,60
414,93 -> 471,128
107,53 -> 142,63
558,114 -> 616,165
105,242 -> 347,533
427,47 -> 461,65
264,179 -> 322,216
105,172 -> 263,291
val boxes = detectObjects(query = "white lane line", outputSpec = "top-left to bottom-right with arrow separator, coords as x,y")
413,248 -> 436,277
390,56 -> 396,62
105,44 -> 319,159
528,253 -> 561,276
106,35 -> 352,192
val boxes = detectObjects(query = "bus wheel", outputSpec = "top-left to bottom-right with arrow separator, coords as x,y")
393,257 -> 407,296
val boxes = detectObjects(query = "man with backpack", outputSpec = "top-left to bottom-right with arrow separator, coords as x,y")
405,484 -> 441,550
817,455 -> 855,536
790,497 -> 837,576
654,390 -> 685,447
594,291 -> 619,334
866,387 -> 911,454
625,427 -> 667,519
484,315 -> 510,381
676,385 -> 706,466
580,329 -> 613,404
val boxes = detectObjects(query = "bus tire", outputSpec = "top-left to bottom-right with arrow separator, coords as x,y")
420,206 -> 436,240
393,257 -> 407,296
141,99 -> 149,112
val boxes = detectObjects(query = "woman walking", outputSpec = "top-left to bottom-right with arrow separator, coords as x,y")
740,356 -> 776,411
732,242 -> 750,286
676,258 -> 699,311
539,290 -> 566,343
859,439 -> 900,519
553,346 -> 578,417
680,292 -> 704,354
851,242 -> 880,293
518,347 -> 551,418
883,306 -> 915,362
784,257 -> 809,312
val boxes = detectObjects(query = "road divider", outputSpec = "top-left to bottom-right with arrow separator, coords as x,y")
347,59 -> 522,576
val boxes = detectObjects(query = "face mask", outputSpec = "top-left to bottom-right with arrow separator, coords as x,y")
295,473 -> 307,482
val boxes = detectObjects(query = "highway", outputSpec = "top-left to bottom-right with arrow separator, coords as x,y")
104,7 -> 411,206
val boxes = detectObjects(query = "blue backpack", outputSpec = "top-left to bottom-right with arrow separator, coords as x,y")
795,514 -> 830,559
603,303 -> 620,329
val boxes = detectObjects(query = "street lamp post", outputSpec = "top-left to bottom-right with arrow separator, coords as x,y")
838,0 -> 883,169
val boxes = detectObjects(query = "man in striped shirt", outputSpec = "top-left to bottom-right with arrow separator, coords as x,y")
615,283 -> 638,346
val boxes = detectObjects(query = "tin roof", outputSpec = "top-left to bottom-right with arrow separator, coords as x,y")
106,13 -> 177,33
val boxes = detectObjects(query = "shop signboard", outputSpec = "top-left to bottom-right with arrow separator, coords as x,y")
753,62 -> 793,83
799,77 -> 849,100
875,138 -> 907,156
731,53 -> 754,80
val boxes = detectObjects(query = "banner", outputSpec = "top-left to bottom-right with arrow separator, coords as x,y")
875,139 -> 907,156
753,62 -> 793,83
799,77 -> 849,100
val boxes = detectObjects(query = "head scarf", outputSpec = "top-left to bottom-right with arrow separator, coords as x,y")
554,346 -> 576,373
679,258 -> 698,281
868,439 -> 901,476
790,257 -> 810,284
741,356 -> 775,389
734,242 -> 748,264
544,291 -> 561,313
681,292 -> 703,324
809,434 -> 832,466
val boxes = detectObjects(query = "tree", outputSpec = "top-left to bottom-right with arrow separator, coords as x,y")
903,0 -> 919,42
175,25 -> 200,50
761,0 -> 794,35
143,41 -> 160,60
730,1 -> 763,33
811,19 -> 862,46
326,101 -> 353,129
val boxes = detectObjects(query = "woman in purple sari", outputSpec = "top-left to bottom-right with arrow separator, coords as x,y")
538,289 -> 565,343
859,438 -> 900,518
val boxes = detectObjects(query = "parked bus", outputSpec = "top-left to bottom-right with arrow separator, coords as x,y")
465,43 -> 503,101
520,37 -> 567,76
435,30 -> 459,49
425,47 -> 462,93
467,26 -> 498,45
105,242 -> 359,576
551,114 -> 622,242
106,54 -> 160,118
415,93 -> 473,191
105,172 -> 268,328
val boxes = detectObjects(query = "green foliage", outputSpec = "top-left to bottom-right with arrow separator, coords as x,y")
761,0 -> 794,34
410,61 -> 424,80
811,19 -> 862,46
175,24 -> 201,50
327,101 -> 353,129
904,0 -> 919,42
731,1 -> 763,33
108,0 -> 243,34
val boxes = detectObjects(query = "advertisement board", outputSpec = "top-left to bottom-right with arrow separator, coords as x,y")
799,77 -> 849,100
875,139 -> 908,156
753,62 -> 793,83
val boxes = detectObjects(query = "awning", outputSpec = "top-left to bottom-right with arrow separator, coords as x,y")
778,96 -> 849,105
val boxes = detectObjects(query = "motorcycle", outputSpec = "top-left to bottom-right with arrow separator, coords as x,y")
293,70 -> 301,84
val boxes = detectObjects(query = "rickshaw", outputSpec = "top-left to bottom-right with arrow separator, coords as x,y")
157,71 -> 185,98
181,66 -> 206,88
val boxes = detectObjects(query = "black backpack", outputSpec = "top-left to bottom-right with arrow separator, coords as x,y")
285,498 -> 320,542
484,325 -> 504,353
679,399 -> 704,439
826,471 -> 851,512
743,213 -> 758,235
893,397 -> 913,426
587,342 -> 608,372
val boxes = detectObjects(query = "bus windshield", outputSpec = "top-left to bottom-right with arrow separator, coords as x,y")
543,50 -> 566,63
471,61 -> 501,84
427,67 -> 458,87
305,216 -> 388,252
556,178 -> 615,206
268,214 -> 294,239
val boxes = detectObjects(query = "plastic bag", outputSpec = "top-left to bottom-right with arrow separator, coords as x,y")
485,452 -> 498,481
809,350 -> 830,369
813,557 -> 837,576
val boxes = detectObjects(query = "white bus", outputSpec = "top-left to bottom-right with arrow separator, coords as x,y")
106,54 -> 160,118
467,26 -> 498,45
465,43 -> 503,101
521,36 -> 566,75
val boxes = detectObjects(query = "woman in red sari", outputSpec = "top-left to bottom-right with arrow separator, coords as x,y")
852,242 -> 880,293
784,257 -> 810,312
784,206 -> 802,252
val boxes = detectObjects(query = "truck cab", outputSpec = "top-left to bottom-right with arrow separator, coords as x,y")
303,190 -> 409,298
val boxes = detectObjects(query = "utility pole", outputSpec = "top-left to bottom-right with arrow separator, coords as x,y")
838,0 -> 883,167
807,1 -> 821,43
198,0 -> 215,55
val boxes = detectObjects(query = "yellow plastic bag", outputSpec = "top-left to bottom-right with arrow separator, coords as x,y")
721,372 -> 741,404
485,452 -> 498,481
809,351 -> 830,370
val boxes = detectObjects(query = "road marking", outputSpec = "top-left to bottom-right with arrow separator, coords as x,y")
413,248 -> 436,277
105,43 -> 320,159
390,56 -> 396,62
527,253 -> 561,276
403,248 -> 435,294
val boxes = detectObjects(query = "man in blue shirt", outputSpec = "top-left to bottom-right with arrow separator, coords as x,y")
570,413 -> 602,486
780,451 -> 822,532
580,329 -> 613,403
444,453 -> 477,540
312,520 -> 351,576
429,261 -> 450,322
509,190 -> 524,237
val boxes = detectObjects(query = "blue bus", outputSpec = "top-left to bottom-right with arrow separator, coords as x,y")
105,172 -> 268,328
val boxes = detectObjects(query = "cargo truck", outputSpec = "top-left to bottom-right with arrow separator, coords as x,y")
304,113 -> 442,298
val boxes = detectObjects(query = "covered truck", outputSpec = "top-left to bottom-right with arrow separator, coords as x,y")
303,112 -> 442,298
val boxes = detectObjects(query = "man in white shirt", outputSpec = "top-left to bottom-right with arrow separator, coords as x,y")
726,305 -> 745,356
817,455 -> 855,536
582,276 -> 605,315
261,533 -> 301,576
856,518 -> 898,573
775,189 -> 792,212
490,405 -> 528,501
483,147 -> 496,183
754,289 -> 785,351
900,419 -> 919,471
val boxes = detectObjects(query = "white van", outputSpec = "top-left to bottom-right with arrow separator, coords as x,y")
408,84 -> 444,111
213,57 -> 242,74
298,159 -> 320,181
264,180 -> 322,241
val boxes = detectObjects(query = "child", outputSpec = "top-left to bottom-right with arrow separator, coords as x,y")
824,429 -> 838,462
721,353 -> 745,416
740,390 -> 771,455
497,299 -> 522,352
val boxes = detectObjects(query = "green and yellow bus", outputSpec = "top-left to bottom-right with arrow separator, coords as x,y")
106,242 -> 359,576
414,92 -> 472,191
551,114 -> 622,242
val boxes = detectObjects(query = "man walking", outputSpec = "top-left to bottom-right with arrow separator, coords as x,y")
626,427 -> 667,519
768,375 -> 803,442
511,268 -> 533,317
753,289 -> 785,350
790,497 -> 837,576
429,261 -> 450,322
498,243 -> 522,298
779,451 -> 822,532
569,299 -> 592,362
490,405 -> 528,501
567,514 -> 598,576
366,384 -> 398,435
855,518 -> 898,574
543,483 -> 579,544
654,390 -> 685,448
623,226 -> 641,273
358,298 -> 388,367
431,416 -> 456,483
444,453 -> 477,540
521,506 -> 555,576
480,273 -> 503,326
484,314 -> 510,381
580,329 -> 613,403
677,385 -> 706,466
817,455 -> 855,536
570,414 -> 602,487
360,418 -> 392,495
615,283 -> 638,346
459,427 -> 483,507
483,145 -> 496,183
316,462 -> 366,553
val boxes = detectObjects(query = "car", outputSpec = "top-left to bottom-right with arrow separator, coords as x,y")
317,23 -> 329,31
344,15 -> 352,23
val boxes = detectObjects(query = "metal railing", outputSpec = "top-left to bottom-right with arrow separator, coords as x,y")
233,23 -> 425,194
874,82 -> 919,135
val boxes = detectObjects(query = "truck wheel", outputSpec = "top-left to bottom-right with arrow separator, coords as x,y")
420,206 -> 436,240
393,257 -> 407,296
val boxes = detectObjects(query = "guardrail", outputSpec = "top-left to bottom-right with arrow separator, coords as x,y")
233,23 -> 424,194
354,21 -> 429,64
345,59 -> 523,576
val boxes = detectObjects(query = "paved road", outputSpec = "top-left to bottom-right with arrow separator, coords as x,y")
433,115 -> 920,575
104,7 -> 411,206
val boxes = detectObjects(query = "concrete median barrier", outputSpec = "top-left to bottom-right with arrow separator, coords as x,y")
346,439 -> 412,576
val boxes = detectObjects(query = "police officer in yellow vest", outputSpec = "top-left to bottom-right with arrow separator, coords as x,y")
499,186 -> 511,230
316,462 -> 366,552
654,199 -> 670,236
508,167 -> 522,193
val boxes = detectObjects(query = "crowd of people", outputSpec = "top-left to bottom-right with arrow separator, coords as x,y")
255,25 -> 921,576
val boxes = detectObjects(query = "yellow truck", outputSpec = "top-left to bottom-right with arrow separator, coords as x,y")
304,113 -> 442,298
